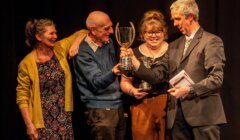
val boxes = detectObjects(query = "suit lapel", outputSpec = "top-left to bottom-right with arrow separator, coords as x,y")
180,28 -> 203,63
170,36 -> 185,73
176,38 -> 186,65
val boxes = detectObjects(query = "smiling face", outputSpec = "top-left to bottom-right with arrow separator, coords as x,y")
36,25 -> 57,48
87,12 -> 114,46
93,18 -> 113,44
171,11 -> 192,36
142,21 -> 165,48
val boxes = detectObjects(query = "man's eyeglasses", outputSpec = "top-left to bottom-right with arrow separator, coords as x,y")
144,30 -> 163,36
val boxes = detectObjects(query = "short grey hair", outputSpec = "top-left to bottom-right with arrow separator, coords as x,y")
170,0 -> 199,21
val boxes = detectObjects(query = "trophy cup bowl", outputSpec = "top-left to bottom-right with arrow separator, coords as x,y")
115,22 -> 136,72
139,56 -> 153,92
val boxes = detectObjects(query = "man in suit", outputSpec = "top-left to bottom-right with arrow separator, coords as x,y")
167,0 -> 227,140
120,1 -> 226,139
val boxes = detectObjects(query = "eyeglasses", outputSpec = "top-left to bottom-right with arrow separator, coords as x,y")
144,30 -> 163,36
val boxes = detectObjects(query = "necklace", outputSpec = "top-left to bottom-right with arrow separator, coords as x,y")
145,43 -> 165,59
139,42 -> 168,60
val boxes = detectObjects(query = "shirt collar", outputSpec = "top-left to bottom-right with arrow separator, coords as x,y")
85,35 -> 99,52
185,27 -> 200,40
85,35 -> 110,52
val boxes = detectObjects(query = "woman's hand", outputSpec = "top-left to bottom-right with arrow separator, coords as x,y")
120,48 -> 140,70
131,88 -> 148,99
26,123 -> 38,140
68,30 -> 88,58
120,47 -> 133,58
68,44 -> 79,58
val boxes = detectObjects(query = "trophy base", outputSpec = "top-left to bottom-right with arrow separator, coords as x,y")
139,82 -> 152,92
120,66 -> 133,71
120,57 -> 133,77
120,68 -> 133,77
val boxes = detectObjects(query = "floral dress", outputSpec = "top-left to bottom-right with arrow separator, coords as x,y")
37,55 -> 74,140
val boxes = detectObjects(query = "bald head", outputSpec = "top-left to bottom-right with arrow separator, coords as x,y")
86,11 -> 110,29
85,11 -> 113,46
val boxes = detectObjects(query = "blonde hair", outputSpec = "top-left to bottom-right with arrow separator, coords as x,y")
25,18 -> 55,47
139,10 -> 168,40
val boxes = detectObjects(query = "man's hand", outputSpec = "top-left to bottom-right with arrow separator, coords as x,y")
168,86 -> 191,99
112,63 -> 122,76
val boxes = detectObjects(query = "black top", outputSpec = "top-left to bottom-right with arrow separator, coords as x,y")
132,47 -> 169,95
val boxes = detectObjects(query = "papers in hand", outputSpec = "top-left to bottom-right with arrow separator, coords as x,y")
169,70 -> 195,88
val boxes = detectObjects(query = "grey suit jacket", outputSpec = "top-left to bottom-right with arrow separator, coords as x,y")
167,28 -> 227,129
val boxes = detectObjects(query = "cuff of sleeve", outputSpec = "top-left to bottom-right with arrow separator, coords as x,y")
18,104 -> 29,109
186,86 -> 197,100
134,62 -> 147,76
107,70 -> 117,80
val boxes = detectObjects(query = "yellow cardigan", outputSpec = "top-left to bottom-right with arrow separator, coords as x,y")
16,30 -> 87,129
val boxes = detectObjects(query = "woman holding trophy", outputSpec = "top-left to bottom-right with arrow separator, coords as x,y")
120,10 -> 169,140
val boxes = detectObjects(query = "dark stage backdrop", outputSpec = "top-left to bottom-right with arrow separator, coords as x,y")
1,0 -> 240,139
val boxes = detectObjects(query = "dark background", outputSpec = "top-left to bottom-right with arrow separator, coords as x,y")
1,0 -> 240,139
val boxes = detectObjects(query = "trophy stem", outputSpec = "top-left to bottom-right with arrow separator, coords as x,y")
120,57 -> 132,71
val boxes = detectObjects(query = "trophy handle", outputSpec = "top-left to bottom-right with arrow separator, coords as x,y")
129,22 -> 135,47
115,22 -> 122,46
115,22 -> 136,47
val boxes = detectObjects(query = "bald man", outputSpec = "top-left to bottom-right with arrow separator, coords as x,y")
73,11 -> 126,140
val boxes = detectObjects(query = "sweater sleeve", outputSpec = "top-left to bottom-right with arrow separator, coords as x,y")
16,62 -> 31,109
134,52 -> 169,84
73,46 -> 116,93
192,36 -> 225,96
55,29 -> 88,57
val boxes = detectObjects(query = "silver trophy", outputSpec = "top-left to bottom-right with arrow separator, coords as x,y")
139,56 -> 153,92
115,22 -> 136,72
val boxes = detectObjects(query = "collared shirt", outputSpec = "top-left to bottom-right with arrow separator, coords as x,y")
85,35 -> 99,53
183,27 -> 200,56
185,26 -> 200,40
85,35 -> 110,53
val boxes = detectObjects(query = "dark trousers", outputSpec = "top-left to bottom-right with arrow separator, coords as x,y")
171,103 -> 220,140
85,108 -> 126,140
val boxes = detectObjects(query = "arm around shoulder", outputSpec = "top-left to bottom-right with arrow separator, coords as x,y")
55,29 -> 88,57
